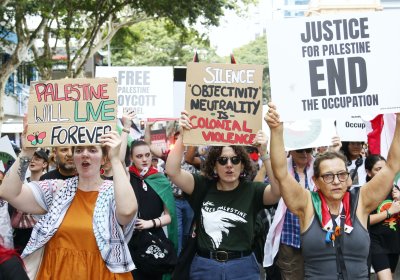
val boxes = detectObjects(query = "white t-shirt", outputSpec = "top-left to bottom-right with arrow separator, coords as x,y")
348,157 -> 367,187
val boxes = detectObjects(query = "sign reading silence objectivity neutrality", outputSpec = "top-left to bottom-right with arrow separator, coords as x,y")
26,78 -> 117,147
183,62 -> 264,146
266,11 -> 400,122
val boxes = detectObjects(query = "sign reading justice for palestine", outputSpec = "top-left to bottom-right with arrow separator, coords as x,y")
266,11 -> 400,122
26,78 -> 117,147
184,62 -> 263,146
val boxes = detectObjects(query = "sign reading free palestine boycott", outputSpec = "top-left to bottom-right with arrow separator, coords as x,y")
96,66 -> 173,119
266,11 -> 400,122
26,78 -> 117,147
184,62 -> 263,146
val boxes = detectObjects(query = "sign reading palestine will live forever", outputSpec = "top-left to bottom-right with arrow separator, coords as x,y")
26,78 -> 117,147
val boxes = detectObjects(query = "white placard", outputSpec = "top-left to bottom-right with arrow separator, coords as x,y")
96,66 -> 174,119
266,11 -> 400,122
0,136 -> 17,172
262,105 -> 336,151
336,116 -> 367,142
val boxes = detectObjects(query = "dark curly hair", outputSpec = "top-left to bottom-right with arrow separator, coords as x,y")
202,145 -> 255,180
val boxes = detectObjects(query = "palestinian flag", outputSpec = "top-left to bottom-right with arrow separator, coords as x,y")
311,191 -> 353,234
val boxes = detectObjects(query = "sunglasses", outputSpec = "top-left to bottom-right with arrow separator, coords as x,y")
217,156 -> 241,165
295,148 -> 313,153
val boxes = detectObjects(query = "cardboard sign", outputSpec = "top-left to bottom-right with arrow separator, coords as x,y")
26,78 -> 117,147
184,62 -> 263,146
96,66 -> 174,119
336,117 -> 368,142
266,11 -> 400,122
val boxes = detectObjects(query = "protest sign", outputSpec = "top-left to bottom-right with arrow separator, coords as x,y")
0,136 -> 17,172
262,105 -> 336,151
336,116 -> 367,142
26,78 -> 117,147
266,11 -> 400,122
96,66 -> 174,119
184,62 -> 263,146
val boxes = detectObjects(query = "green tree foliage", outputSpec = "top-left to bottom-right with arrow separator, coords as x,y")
110,19 -> 219,66
0,0 -> 254,123
229,34 -> 270,102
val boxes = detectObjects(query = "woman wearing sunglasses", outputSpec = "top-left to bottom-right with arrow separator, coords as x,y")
265,102 -> 400,280
165,111 -> 280,280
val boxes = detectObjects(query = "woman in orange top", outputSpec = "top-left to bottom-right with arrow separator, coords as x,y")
0,117 -> 138,279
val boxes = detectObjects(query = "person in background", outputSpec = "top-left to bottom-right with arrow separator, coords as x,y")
12,149 -> 49,254
142,117 -> 195,255
265,147 -> 315,280
26,149 -> 49,182
0,116 -> 137,279
100,156 -> 113,180
166,111 -> 281,280
367,154 -> 400,280
151,157 -> 159,169
124,140 -> 178,280
266,102 -> 400,279
340,141 -> 367,186
120,113 -> 177,280
0,243 -> 28,279
40,146 -> 76,180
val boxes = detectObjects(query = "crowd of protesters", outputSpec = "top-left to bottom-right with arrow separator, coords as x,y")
0,106 -> 399,280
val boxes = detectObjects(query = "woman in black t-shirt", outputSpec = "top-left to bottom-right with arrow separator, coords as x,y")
367,154 -> 400,280
165,111 -> 281,280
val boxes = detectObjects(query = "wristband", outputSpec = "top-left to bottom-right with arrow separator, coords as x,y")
157,217 -> 162,227
151,219 -> 156,228
122,128 -> 130,134
260,153 -> 270,161
386,210 -> 392,219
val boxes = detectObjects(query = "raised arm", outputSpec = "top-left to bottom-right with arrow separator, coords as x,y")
0,115 -> 46,215
119,111 -> 136,165
143,120 -> 165,158
253,130 -> 280,205
328,135 -> 342,152
369,199 -> 400,225
265,103 -> 310,216
360,114 -> 400,214
165,111 -> 195,195
184,145 -> 202,170
101,131 -> 137,225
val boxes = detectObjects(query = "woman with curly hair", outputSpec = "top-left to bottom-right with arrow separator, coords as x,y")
165,111 -> 280,280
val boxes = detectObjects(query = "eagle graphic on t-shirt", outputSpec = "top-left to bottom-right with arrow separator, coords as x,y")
201,207 -> 247,249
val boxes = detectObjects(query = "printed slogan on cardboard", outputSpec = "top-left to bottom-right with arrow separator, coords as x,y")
266,11 -> 400,121
26,78 -> 117,147
183,62 -> 263,146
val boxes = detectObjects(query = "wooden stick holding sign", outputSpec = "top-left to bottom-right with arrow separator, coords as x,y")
26,78 -> 117,147
183,62 -> 264,146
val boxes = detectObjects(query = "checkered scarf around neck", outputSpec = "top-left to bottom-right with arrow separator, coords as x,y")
129,165 -> 158,179
311,190 -> 353,234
